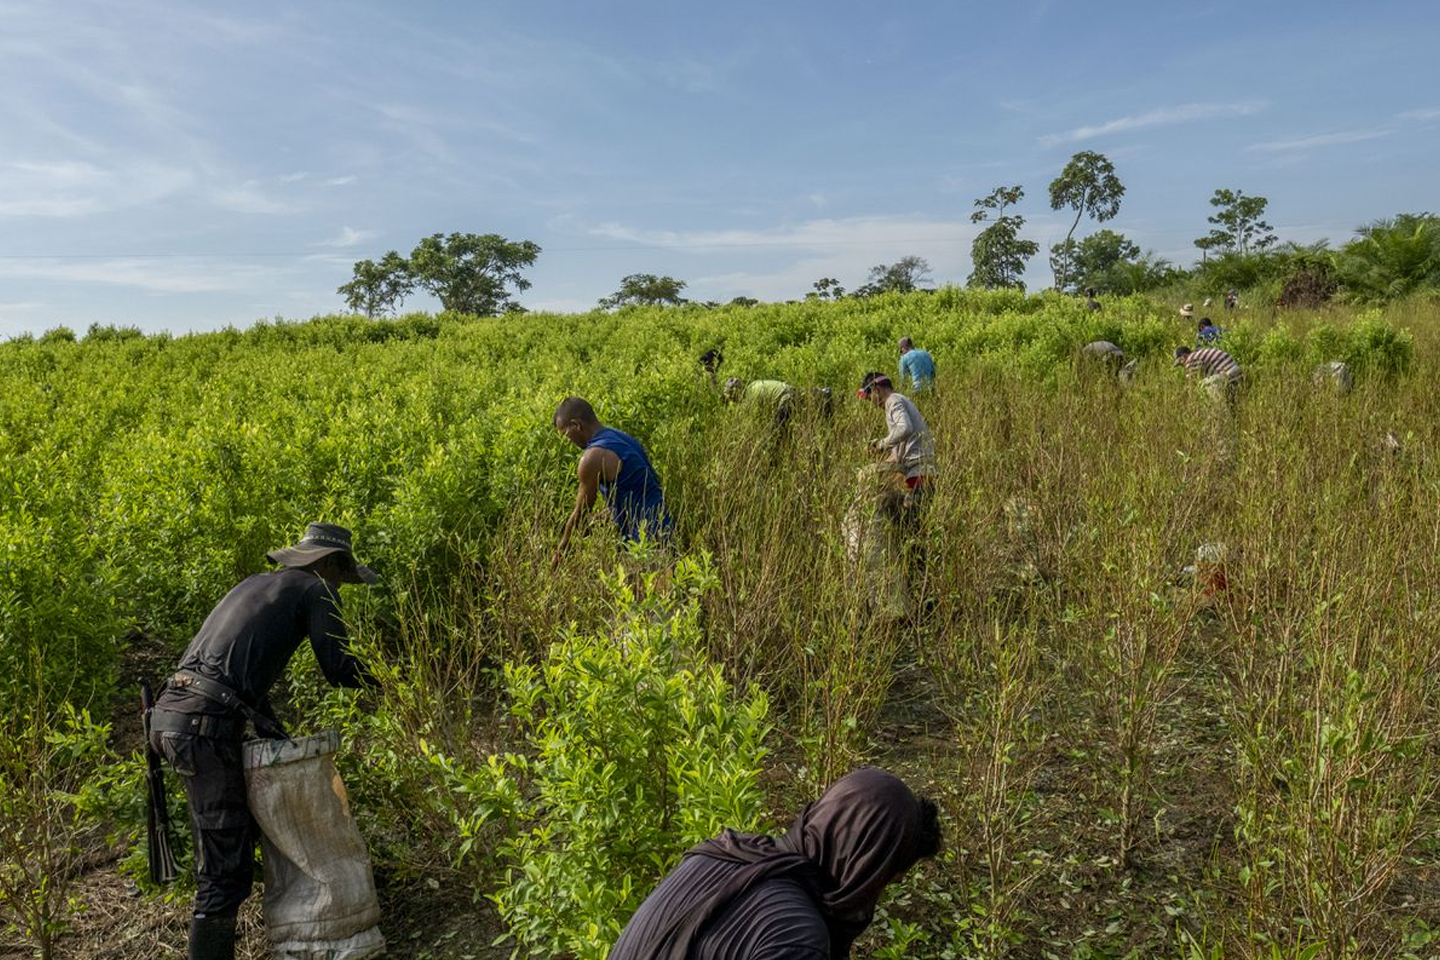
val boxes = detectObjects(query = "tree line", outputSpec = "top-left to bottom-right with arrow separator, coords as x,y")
338,151 -> 1440,317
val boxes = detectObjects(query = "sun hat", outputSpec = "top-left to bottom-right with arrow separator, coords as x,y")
1179,303 -> 1195,318
267,522 -> 378,584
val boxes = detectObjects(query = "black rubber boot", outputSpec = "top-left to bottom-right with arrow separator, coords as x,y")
188,914 -> 238,960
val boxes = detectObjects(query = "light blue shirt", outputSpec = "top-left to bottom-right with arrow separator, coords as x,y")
898,348 -> 935,390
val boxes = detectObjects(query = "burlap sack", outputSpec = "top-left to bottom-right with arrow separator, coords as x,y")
842,464 -> 910,619
244,732 -> 385,960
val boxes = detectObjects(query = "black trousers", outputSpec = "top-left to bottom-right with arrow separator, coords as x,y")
150,727 -> 256,917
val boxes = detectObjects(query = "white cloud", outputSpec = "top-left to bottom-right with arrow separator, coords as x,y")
0,257 -> 275,294
314,226 -> 376,248
0,159 -> 194,218
588,215 -> 973,252
656,56 -> 723,94
1247,128 -> 1394,152
325,175 -> 359,186
937,174 -> 967,195
1040,101 -> 1266,146
1397,108 -> 1440,121
209,180 -> 293,214
584,215 -> 988,303
303,253 -> 359,268
0,301 -> 43,333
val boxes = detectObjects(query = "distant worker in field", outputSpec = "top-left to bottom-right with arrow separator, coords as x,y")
148,523 -> 377,960
1174,344 -> 1243,403
1078,340 -> 1128,381
609,766 -> 942,960
1179,303 -> 1196,321
723,376 -> 798,429
553,396 -> 672,566
1197,318 -> 1224,344
1080,340 -> 1124,364
1225,289 -> 1239,310
699,349 -> 724,388
897,337 -> 936,392
1085,287 -> 1103,311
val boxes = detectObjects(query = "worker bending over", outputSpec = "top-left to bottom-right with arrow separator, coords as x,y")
149,523 -> 377,960
610,767 -> 941,960
553,396 -> 673,566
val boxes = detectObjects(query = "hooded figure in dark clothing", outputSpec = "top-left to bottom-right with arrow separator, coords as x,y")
610,767 -> 942,960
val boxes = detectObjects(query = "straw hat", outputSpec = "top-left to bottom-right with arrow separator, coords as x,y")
1179,303 -> 1195,318
267,522 -> 377,584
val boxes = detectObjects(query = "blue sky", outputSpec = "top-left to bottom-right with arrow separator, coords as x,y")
1,0 -> 1437,336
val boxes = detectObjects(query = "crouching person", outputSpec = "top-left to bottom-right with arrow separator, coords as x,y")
1077,340 -> 1129,383
148,523 -> 377,960
1174,344 -> 1243,405
610,767 -> 942,959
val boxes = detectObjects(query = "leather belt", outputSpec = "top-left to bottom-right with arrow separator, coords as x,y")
149,708 -> 247,740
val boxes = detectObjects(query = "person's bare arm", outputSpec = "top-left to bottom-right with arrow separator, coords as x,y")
553,447 -> 620,566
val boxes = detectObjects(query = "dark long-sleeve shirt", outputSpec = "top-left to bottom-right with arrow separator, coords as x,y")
611,855 -> 829,960
156,568 -> 369,716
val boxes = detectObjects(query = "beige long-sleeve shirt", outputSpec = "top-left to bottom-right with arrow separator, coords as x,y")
877,392 -> 935,478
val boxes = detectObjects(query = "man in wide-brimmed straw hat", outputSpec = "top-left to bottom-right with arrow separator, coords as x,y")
148,522 -> 377,960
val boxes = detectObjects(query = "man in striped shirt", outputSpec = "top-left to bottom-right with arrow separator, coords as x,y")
1174,345 -> 1243,403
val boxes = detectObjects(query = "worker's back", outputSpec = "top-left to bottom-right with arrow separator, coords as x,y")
610,854 -> 828,959
585,426 -> 672,542
899,349 -> 935,390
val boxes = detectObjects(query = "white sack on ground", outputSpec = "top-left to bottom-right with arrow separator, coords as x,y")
1313,360 -> 1352,394
843,464 -> 909,619
244,731 -> 385,960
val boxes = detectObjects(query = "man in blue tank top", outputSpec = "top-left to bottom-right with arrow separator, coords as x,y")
553,396 -> 673,566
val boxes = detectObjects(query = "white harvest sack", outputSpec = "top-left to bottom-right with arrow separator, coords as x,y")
244,731 -> 385,960
842,464 -> 909,619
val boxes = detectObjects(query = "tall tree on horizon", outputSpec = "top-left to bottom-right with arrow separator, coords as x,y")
407,232 -> 541,316
598,273 -> 688,308
968,185 -> 1038,290
337,251 -> 414,317
1048,151 -> 1125,291
1196,188 -> 1278,257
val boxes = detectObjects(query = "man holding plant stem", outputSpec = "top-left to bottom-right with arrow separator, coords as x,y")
857,372 -> 935,602
552,396 -> 673,568
147,523 -> 377,960
857,371 -> 935,496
